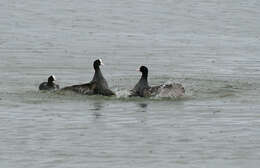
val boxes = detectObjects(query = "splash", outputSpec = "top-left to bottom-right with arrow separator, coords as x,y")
114,82 -> 185,100
155,83 -> 185,98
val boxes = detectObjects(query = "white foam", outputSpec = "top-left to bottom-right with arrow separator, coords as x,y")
156,83 -> 185,98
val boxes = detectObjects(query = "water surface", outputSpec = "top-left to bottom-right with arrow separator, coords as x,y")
1,0 -> 260,167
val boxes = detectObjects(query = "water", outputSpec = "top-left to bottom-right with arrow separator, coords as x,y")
1,0 -> 260,167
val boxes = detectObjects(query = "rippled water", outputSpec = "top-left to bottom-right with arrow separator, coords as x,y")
1,0 -> 260,167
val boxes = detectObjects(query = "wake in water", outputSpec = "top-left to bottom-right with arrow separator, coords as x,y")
36,74 -> 257,102
113,82 -> 185,100
32,76 -> 257,103
58,84 -> 185,100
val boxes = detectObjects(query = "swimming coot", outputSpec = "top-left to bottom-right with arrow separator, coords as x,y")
130,66 -> 185,97
61,59 -> 115,96
39,75 -> 60,91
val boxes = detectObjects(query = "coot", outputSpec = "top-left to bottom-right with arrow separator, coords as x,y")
61,59 -> 115,96
39,75 -> 60,91
130,66 -> 185,97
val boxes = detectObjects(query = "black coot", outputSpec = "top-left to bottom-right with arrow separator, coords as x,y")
61,59 -> 115,96
130,66 -> 185,97
39,75 -> 60,91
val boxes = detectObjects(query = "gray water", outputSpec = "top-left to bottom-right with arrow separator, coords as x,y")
1,0 -> 260,167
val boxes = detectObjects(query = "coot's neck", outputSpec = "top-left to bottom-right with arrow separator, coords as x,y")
47,80 -> 54,86
94,66 -> 100,71
94,67 -> 101,76
140,72 -> 149,86
141,72 -> 148,80
92,66 -> 104,81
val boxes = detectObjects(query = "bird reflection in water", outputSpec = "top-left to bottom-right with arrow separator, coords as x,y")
138,102 -> 148,112
90,101 -> 104,118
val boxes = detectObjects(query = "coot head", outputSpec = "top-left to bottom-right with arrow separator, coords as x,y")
48,75 -> 56,83
93,59 -> 104,69
139,66 -> 148,76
